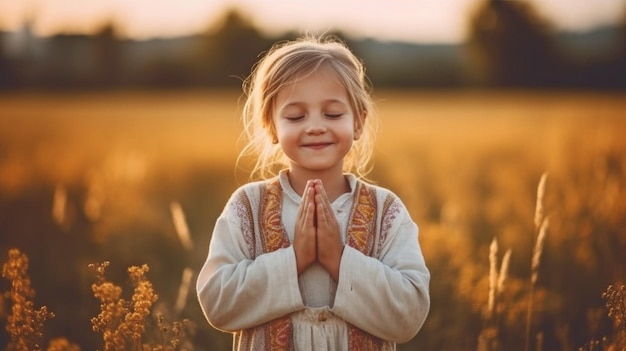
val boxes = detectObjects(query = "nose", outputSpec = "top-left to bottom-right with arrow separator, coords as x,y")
305,115 -> 327,135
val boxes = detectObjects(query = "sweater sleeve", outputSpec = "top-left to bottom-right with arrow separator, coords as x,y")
331,195 -> 430,343
196,188 -> 304,332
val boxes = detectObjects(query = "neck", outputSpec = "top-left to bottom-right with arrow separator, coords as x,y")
287,167 -> 350,202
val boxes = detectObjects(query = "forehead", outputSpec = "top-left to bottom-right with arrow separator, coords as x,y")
275,67 -> 349,108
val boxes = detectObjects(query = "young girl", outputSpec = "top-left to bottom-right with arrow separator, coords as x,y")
196,36 -> 430,350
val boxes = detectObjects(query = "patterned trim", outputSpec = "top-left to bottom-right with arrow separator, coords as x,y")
346,181 -> 384,350
235,190 -> 257,258
378,194 -> 400,255
348,326 -> 384,350
346,181 -> 377,256
260,179 -> 293,351
260,180 -> 291,252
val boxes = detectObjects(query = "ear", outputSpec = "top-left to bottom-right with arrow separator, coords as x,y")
354,112 -> 366,140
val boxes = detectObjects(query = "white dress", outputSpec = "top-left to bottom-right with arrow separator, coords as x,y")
196,170 -> 430,350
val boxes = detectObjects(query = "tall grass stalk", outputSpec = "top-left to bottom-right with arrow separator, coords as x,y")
170,202 -> 193,251
174,268 -> 194,314
488,238 -> 498,317
497,249 -> 512,297
479,238 -> 511,351
525,173 -> 549,351
534,173 -> 548,230
52,184 -> 67,228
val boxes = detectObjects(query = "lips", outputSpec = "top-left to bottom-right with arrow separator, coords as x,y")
302,142 -> 333,150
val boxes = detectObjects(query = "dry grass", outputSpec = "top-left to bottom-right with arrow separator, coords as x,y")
1,250 -> 192,351
598,284 -> 626,350
1,89 -> 625,350
1,249 -> 55,351
89,261 -> 192,351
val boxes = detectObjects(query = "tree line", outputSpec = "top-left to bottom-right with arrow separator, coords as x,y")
0,1 -> 625,90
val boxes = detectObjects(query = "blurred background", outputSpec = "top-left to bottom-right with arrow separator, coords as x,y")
1,0 -> 625,350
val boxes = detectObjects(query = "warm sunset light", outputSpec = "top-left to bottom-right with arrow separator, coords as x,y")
0,0 -> 624,42
1,0 -> 625,350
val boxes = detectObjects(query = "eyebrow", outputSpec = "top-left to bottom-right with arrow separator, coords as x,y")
279,99 -> 348,110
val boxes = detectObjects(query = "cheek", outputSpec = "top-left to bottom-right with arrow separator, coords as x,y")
273,121 -> 294,142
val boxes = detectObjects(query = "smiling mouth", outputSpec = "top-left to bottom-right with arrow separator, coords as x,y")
302,143 -> 332,149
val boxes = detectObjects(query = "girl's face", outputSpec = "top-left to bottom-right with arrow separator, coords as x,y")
273,68 -> 362,177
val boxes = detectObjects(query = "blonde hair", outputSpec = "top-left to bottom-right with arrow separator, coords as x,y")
238,35 -> 378,180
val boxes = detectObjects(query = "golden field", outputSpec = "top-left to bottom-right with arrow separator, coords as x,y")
0,90 -> 625,350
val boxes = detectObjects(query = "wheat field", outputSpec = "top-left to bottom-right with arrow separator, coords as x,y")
0,90 -> 625,350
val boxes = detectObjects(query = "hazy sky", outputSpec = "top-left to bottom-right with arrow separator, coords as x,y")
0,0 -> 624,43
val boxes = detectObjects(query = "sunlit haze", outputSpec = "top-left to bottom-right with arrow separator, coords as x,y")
0,0 -> 624,43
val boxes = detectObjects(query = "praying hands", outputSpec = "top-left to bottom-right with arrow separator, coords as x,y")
294,179 -> 344,281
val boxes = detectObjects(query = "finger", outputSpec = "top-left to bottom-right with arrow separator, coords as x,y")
304,187 -> 313,224
314,182 -> 333,220
315,193 -> 326,226
310,186 -> 318,227
315,180 -> 332,208
306,184 -> 316,225
297,181 -> 312,226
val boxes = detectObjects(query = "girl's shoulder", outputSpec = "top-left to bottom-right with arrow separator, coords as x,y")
354,179 -> 415,224
227,177 -> 278,204
233,178 -> 269,193
355,178 -> 400,202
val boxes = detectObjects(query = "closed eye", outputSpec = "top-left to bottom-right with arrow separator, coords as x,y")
325,113 -> 343,119
285,116 -> 304,121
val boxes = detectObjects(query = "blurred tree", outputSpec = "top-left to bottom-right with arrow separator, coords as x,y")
0,32 -> 12,88
466,0 -> 559,87
616,2 -> 626,87
203,8 -> 273,86
93,23 -> 121,88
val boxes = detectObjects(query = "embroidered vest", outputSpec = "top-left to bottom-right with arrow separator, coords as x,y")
255,178 -> 385,350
